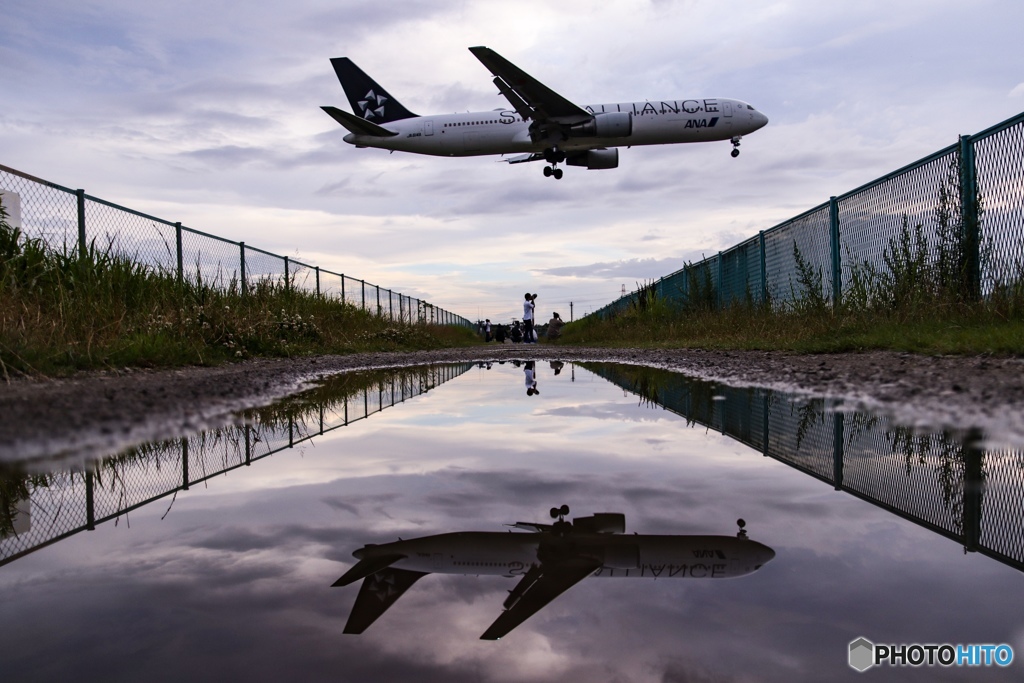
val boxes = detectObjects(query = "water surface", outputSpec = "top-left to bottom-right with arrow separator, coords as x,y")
1,361 -> 1022,681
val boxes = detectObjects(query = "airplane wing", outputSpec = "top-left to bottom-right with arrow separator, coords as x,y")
321,106 -> 399,137
479,558 -> 602,640
343,567 -> 429,634
468,47 -> 592,126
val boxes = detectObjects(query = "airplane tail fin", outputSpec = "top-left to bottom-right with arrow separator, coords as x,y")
329,57 -> 419,123
343,567 -> 428,634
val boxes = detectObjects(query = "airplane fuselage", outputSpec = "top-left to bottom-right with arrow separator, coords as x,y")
355,531 -> 774,579
343,98 -> 767,157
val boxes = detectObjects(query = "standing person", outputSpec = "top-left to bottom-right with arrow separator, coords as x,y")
523,293 -> 537,343
484,319 -> 492,342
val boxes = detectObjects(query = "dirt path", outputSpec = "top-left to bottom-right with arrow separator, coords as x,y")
3,346 -> 1024,463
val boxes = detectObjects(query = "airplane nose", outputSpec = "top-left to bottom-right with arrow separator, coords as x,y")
752,543 -> 775,569
754,111 -> 769,130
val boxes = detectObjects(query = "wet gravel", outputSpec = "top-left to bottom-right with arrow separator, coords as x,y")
3,346 -> 1024,463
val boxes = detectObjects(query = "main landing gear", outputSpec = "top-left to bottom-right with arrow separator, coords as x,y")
543,148 -> 565,179
730,136 -> 742,158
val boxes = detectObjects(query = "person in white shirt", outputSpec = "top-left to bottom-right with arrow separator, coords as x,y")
522,293 -> 537,343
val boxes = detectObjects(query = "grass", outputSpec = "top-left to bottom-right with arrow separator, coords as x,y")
557,288 -> 1024,356
558,218 -> 1024,355
0,200 -> 479,379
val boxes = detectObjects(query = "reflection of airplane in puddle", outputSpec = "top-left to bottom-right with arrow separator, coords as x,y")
333,505 -> 775,640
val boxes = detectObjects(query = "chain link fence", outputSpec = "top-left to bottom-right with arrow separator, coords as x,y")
0,164 -> 473,328
590,110 -> 1024,318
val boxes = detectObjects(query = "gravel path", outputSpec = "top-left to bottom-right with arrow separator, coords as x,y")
3,346 -> 1024,463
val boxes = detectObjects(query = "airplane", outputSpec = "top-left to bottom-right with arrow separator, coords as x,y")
332,505 -> 775,640
321,47 -> 769,179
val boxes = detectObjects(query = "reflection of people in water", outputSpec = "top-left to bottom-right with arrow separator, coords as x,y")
524,361 -> 539,396
549,361 -> 564,376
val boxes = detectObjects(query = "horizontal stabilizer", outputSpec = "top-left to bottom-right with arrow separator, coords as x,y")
321,106 -> 399,137
344,567 -> 429,634
332,553 -> 406,587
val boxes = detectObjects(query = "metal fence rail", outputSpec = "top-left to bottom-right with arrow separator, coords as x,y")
0,363 -> 474,567
584,363 -> 1024,574
588,110 -> 1024,319
0,163 -> 472,328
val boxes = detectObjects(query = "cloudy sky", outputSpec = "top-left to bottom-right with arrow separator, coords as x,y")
2,0 -> 1024,322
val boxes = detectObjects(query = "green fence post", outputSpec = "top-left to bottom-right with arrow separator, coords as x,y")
284,256 -> 290,293
829,196 -> 842,309
361,280 -> 365,310
85,470 -> 95,530
758,231 -> 767,307
175,222 -> 183,286
962,429 -> 984,553
833,411 -> 844,490
182,437 -> 190,491
244,425 -> 251,466
377,286 -> 381,317
389,289 -> 393,320
315,266 -> 320,297
761,392 -> 770,457
76,189 -> 87,258
341,275 -> 345,304
239,241 -> 247,296
959,135 -> 981,301
716,252 -> 723,311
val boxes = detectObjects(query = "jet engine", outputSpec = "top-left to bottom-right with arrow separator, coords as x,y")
566,148 -> 619,170
569,112 -> 633,138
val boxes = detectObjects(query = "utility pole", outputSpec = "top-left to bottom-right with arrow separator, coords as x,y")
570,301 -> 574,321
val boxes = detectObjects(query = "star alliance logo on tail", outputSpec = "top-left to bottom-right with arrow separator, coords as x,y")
359,90 -> 387,120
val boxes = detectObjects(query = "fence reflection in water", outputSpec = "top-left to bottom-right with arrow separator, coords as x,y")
0,363 -> 474,567
582,363 -> 1024,574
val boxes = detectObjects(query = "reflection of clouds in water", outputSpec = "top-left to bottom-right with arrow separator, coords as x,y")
1,363 -> 1021,681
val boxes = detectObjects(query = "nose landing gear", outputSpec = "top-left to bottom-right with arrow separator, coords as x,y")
730,136 -> 742,158
543,148 -> 566,179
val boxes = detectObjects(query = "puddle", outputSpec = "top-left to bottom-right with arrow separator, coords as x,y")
2,361 -> 1022,680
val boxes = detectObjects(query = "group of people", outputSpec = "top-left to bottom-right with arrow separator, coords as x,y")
482,292 -> 564,344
